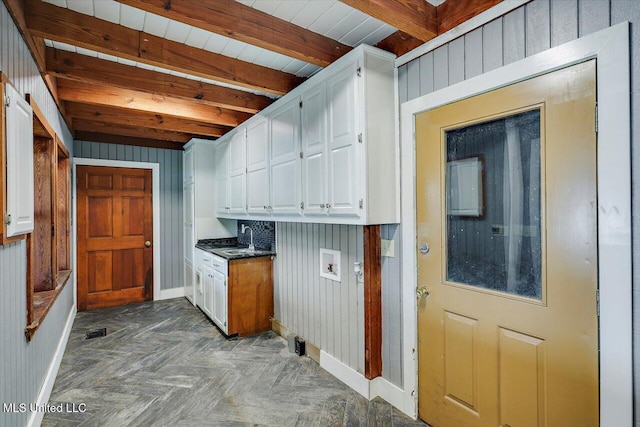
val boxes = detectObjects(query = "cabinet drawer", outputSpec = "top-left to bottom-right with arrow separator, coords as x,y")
211,255 -> 228,276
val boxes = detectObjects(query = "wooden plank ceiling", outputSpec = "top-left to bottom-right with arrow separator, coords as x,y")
4,0 -> 502,150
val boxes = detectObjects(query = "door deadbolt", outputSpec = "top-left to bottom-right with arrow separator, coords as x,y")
419,242 -> 429,254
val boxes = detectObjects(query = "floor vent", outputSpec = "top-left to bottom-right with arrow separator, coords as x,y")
86,328 -> 107,340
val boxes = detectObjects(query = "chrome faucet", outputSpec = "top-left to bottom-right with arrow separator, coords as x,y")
241,224 -> 255,252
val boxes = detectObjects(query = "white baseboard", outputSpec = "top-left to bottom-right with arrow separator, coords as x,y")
28,305 -> 77,427
370,377 -> 408,415
159,287 -> 185,300
319,351 -> 370,399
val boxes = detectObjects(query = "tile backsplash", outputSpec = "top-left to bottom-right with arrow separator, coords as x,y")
237,220 -> 276,251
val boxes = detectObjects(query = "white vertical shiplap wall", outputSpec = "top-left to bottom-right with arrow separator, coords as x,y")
73,140 -> 184,290
0,2 -> 75,426
274,223 -> 365,372
396,0 -> 640,422
381,224 -> 402,386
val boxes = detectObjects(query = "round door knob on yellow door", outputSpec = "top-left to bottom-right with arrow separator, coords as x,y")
416,287 -> 430,299
144,241 -> 151,247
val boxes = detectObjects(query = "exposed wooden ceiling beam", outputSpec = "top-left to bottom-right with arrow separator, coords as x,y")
25,0 -> 303,95
46,49 -> 271,114
74,131 -> 186,151
73,119 -> 194,143
64,102 -> 230,139
437,0 -> 503,34
115,0 -> 351,68
373,0 -> 505,57
56,79 -> 251,127
375,31 -> 426,57
341,0 -> 437,42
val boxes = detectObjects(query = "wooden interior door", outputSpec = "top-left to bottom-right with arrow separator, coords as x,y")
77,165 -> 153,311
416,61 -> 598,426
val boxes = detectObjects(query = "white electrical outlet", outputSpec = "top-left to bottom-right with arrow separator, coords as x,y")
381,239 -> 395,257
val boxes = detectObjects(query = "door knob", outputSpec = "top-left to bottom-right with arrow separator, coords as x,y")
419,242 -> 429,254
416,286 -> 430,299
144,240 -> 151,247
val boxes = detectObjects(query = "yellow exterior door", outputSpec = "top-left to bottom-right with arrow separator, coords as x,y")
416,60 -> 598,427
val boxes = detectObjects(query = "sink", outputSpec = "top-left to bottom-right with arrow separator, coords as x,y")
219,248 -> 266,256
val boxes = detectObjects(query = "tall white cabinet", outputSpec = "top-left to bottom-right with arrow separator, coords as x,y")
183,139 -> 235,305
214,45 -> 397,225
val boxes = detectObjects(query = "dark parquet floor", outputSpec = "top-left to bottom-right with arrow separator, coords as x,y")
42,298 -> 426,426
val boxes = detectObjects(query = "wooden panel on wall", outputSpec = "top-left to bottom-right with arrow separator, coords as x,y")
364,225 -> 382,379
56,153 -> 70,271
274,223 -> 364,372
32,137 -> 53,292
74,140 -> 183,290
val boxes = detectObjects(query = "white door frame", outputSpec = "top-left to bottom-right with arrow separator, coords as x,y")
400,23 -> 631,425
72,158 -> 161,305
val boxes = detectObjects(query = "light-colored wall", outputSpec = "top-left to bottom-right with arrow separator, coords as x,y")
274,223 -> 365,372
0,3 -> 75,426
394,0 -> 640,423
381,224 -> 402,386
73,140 -> 184,290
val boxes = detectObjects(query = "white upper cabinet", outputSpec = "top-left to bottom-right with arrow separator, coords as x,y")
5,83 -> 34,237
301,82 -> 327,216
270,96 -> 302,216
228,130 -> 246,214
326,62 -> 360,217
246,116 -> 270,215
213,45 -> 397,225
215,140 -> 229,215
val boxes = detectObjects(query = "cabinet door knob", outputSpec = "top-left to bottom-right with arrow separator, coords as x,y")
326,204 -> 331,208
144,240 -> 152,247
320,204 -> 325,208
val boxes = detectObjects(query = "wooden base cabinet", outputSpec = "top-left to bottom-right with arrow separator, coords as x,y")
196,250 -> 273,337
227,256 -> 274,337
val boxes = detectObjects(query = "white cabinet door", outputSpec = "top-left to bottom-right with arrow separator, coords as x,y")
184,183 -> 194,225
202,264 -> 213,317
270,97 -> 302,215
228,130 -> 246,214
301,83 -> 328,216
183,145 -> 194,185
327,63 -> 360,217
246,117 -> 270,215
184,222 -> 193,264
5,83 -> 34,237
195,267 -> 203,307
212,269 -> 227,333
184,261 -> 194,304
215,141 -> 229,215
